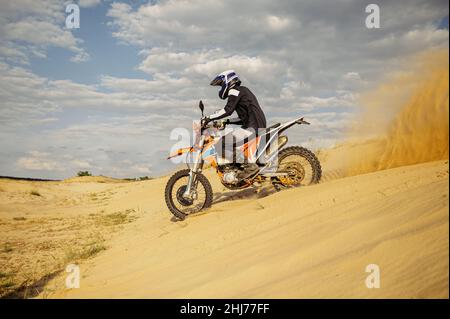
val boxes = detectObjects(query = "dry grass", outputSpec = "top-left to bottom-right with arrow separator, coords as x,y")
0,271 -> 11,279
0,280 -> 15,289
0,176 -> 144,298
95,209 -> 137,227
0,208 -> 140,298
64,237 -> 107,262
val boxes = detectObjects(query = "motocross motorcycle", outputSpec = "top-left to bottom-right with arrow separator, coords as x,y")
165,101 -> 322,220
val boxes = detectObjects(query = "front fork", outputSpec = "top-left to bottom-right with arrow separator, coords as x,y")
183,135 -> 205,200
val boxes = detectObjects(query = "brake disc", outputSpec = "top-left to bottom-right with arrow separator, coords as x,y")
279,162 -> 305,185
176,185 -> 194,206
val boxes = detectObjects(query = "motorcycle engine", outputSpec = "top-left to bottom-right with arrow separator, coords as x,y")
222,171 -> 239,184
220,165 -> 240,185
220,164 -> 258,189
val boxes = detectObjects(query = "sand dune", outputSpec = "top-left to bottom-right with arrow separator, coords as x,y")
13,159 -> 442,299
1,49 -> 448,299
0,177 -> 143,298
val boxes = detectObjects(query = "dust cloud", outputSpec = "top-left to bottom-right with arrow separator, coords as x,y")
325,49 -> 449,177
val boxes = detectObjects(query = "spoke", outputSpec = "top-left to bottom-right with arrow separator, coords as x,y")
279,154 -> 314,186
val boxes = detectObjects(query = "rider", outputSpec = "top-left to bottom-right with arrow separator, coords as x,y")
205,70 -> 267,172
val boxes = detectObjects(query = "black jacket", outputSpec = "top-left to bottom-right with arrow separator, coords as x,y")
209,85 -> 267,130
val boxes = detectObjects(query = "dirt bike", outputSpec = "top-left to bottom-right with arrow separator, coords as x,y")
165,100 -> 322,220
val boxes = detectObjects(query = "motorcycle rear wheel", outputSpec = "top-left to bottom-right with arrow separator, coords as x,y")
276,146 -> 322,187
164,169 -> 213,220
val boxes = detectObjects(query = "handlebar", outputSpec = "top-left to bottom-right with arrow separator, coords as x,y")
201,119 -> 227,131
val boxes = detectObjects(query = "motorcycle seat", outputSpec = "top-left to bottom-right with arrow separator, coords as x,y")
221,123 -> 282,148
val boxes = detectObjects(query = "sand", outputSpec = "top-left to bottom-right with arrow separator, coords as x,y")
0,177 -> 143,298
0,159 -> 446,298
0,49 -> 448,299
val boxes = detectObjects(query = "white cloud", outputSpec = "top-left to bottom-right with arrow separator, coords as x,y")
267,15 -> 291,31
70,50 -> 91,63
0,0 -> 89,64
106,0 -> 448,91
0,43 -> 30,64
70,159 -> 92,169
17,151 -> 64,171
1,0 -> 449,178
78,0 -> 102,8
100,74 -> 194,96
130,164 -> 152,174
344,72 -> 361,81
280,80 -> 312,99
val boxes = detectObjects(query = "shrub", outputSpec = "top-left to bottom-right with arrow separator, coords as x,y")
77,171 -> 92,177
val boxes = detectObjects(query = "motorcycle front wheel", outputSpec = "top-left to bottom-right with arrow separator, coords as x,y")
164,169 -> 213,220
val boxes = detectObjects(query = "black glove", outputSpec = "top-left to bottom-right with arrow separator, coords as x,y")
216,119 -> 227,130
202,116 -> 211,125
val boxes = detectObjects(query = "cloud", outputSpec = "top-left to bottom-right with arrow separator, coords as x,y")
78,0 -> 102,8
0,61 -> 197,122
17,151 -> 64,171
107,0 -> 448,91
72,160 -> 92,170
0,60 -> 196,177
344,72 -> 361,81
104,0 -> 448,121
0,0 -> 89,64
267,15 -> 291,31
130,164 -> 152,175
1,0 -> 448,178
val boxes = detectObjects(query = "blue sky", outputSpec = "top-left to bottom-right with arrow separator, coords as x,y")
0,0 -> 448,179
30,2 -> 148,84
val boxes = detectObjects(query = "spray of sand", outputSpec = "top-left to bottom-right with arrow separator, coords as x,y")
325,49 -> 449,177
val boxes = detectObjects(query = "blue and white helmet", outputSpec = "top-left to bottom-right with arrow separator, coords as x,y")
210,70 -> 241,100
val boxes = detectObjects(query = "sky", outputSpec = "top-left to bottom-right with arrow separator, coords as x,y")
0,0 -> 448,179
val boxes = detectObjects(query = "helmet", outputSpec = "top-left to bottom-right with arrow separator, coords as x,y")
210,70 -> 241,100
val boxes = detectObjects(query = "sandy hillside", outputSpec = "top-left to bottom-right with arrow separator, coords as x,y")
1,49 -> 448,299
0,177 -> 144,298
15,159 -> 442,299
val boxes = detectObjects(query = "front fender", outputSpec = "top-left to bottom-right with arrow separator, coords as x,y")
167,147 -> 195,159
